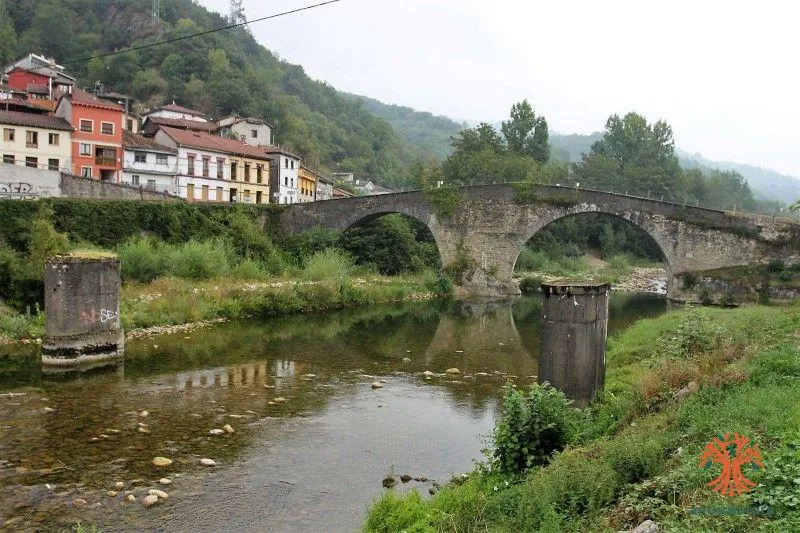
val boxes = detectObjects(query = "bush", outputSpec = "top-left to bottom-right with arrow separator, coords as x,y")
26,210 -> 69,279
229,258 -> 270,280
423,270 -> 453,298
302,248 -> 353,280
519,275 -> 543,294
489,383 -> 582,475
117,237 -> 167,283
226,211 -> 285,274
167,239 -> 231,280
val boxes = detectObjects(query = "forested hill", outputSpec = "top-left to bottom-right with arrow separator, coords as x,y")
0,0 -> 422,189
345,94 -> 467,160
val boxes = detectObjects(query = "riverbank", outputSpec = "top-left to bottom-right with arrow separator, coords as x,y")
0,273 -> 446,346
517,265 -> 667,293
364,304 -> 800,532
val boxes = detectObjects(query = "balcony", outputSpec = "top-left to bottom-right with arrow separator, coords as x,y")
95,147 -> 117,167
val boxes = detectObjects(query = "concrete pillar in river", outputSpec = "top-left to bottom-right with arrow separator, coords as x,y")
539,282 -> 610,407
42,254 -> 124,371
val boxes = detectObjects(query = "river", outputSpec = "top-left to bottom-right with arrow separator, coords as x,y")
0,293 -> 666,532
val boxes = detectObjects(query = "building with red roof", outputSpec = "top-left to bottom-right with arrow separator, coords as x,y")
55,88 -> 125,181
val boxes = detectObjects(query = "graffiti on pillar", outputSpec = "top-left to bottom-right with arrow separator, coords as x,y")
0,182 -> 39,199
79,309 -> 118,325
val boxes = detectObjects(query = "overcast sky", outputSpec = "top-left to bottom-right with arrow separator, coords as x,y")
198,0 -> 800,178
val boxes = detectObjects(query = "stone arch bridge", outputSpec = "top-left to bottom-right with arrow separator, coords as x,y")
279,184 -> 800,299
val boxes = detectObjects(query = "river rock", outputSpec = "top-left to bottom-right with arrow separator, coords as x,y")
223,424 -> 235,434
445,368 -> 461,374
400,474 -> 412,483
140,410 -> 149,417
126,494 -> 136,503
402,357 -> 411,363
43,406 -> 55,412
138,427 -> 150,434
115,481 -> 125,490
200,458 -> 216,467
142,494 -> 159,507
148,489 -> 169,500
159,478 -> 172,485
371,382 -> 383,389
209,428 -> 225,436
107,491 -> 117,497
382,476 -> 396,489
152,457 -> 173,467
72,498 -> 87,507
422,371 -> 435,377
273,397 -> 286,404
628,520 -> 661,533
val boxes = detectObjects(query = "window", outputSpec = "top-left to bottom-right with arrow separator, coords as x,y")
80,143 -> 91,156
81,166 -> 92,178
2,128 -> 14,141
131,175 -> 140,186
230,161 -> 237,180
25,130 -> 38,148
285,158 -> 288,169
187,154 -> 195,176
48,133 -> 59,145
251,129 -> 258,138
186,183 -> 195,201
216,186 -> 223,201
256,164 -> 263,183
134,152 -> 146,163
244,163 -> 250,182
48,158 -> 59,171
290,160 -> 294,169
79,120 -> 92,133
25,156 -> 37,168
201,185 -> 209,200
101,122 -> 114,135
2,154 -> 13,164
217,158 -> 225,179
147,179 -> 157,190
126,118 -> 133,131
256,191 -> 262,204
284,176 -> 287,186
202,157 -> 209,178
156,154 -> 168,166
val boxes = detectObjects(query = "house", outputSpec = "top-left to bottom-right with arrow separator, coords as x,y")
217,115 -> 272,146
264,146 -> 300,204
316,175 -> 334,201
298,166 -> 320,203
143,102 -> 208,122
153,126 -> 270,204
121,130 -> 178,194
142,115 -> 218,137
90,84 -> 139,133
332,186 -> 355,198
55,88 -> 125,181
333,172 -> 394,196
0,110 -> 72,172
4,53 -> 75,100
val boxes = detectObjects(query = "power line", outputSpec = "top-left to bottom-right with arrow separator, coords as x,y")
63,0 -> 344,66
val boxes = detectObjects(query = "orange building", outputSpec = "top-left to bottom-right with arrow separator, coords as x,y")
55,88 -> 124,181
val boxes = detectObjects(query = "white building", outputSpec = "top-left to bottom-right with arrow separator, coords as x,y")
217,115 -> 272,147
121,130 -> 178,194
142,102 -> 208,123
154,126 -> 231,202
0,110 -> 73,173
266,147 -> 300,204
316,176 -> 334,201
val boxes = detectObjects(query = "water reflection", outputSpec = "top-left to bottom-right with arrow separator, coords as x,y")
0,294 -> 666,532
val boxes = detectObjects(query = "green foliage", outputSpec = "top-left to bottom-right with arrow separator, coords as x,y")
747,440 -> 800,514
117,237 -> 165,283
489,383 -> 582,476
661,308 -> 724,358
519,275 -> 543,294
442,241 -> 477,282
302,248 -> 353,281
167,239 -> 231,280
26,206 -> 69,280
501,99 -> 550,163
422,270 -> 453,298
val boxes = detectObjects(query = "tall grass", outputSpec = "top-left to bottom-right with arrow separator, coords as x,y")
302,249 -> 353,280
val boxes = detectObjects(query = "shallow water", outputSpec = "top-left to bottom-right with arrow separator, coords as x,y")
0,293 -> 665,532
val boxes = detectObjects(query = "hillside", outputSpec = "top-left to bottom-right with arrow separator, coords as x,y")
0,0 -> 420,189
345,93 -> 466,160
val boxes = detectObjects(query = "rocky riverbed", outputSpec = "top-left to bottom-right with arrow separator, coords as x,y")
517,266 -> 668,294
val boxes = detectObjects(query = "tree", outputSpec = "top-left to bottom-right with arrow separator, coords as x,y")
0,0 -> 17,65
17,0 -> 73,59
131,68 -> 166,106
575,112 -> 683,200
501,99 -> 550,163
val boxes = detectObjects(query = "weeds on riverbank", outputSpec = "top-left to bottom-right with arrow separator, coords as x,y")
364,305 -> 800,532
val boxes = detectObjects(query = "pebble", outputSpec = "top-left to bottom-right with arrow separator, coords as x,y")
422,371 -> 435,377
152,457 -> 173,467
402,357 -> 411,363
400,474 -> 412,483
140,410 -> 149,417
371,382 -> 383,389
148,489 -> 169,500
272,397 -> 286,404
43,406 -> 55,412
382,476 -> 396,489
200,458 -> 216,467
209,429 -> 225,436
107,491 -> 117,497
445,368 -> 461,374
126,494 -> 136,503
159,478 -> 172,485
138,427 -> 151,434
72,498 -> 87,507
142,494 -> 159,507
304,374 -> 316,378
115,481 -> 125,490
223,424 -> 235,434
